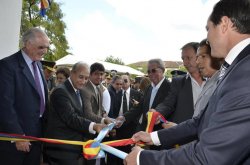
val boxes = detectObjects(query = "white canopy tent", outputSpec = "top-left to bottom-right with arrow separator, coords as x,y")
56,55 -> 145,76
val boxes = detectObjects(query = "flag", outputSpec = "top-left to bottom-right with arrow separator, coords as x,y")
40,0 -> 51,17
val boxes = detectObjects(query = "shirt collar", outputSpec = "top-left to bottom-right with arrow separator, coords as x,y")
68,77 -> 78,92
21,50 -> 33,66
225,38 -> 250,65
89,80 -> 99,90
123,87 -> 131,94
151,77 -> 165,89
187,73 -> 205,87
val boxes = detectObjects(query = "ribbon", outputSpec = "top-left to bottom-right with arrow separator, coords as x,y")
0,112 -> 167,159
146,111 -> 167,133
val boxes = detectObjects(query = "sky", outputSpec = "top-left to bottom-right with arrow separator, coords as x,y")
55,0 -> 219,64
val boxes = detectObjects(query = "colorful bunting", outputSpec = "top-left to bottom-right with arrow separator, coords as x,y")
40,0 -> 51,17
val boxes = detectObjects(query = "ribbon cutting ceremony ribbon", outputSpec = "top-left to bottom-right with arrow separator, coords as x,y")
0,111 -> 167,159
146,111 -> 167,133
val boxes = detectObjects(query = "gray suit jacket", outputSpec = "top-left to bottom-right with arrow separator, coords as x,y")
82,80 -> 104,123
140,44 -> 250,165
193,71 -> 220,117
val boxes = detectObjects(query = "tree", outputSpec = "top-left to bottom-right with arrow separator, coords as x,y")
104,55 -> 125,65
21,0 -> 70,61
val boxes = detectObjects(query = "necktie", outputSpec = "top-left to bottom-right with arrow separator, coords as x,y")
218,61 -> 230,82
95,86 -> 100,104
32,61 -> 45,116
76,90 -> 82,106
123,91 -> 128,113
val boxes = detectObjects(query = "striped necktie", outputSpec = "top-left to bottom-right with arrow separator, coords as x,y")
218,61 -> 230,81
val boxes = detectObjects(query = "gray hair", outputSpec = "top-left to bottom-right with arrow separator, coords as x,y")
148,58 -> 165,72
71,61 -> 90,73
21,27 -> 48,46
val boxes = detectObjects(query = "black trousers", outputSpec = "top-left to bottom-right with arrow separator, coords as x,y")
47,156 -> 83,165
0,141 -> 41,165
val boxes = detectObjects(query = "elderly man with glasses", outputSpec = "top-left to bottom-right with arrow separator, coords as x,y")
116,59 -> 171,133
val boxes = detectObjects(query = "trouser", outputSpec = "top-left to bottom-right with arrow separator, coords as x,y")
0,141 -> 41,165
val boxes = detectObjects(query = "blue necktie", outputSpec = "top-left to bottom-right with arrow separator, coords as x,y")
32,61 -> 45,116
76,90 -> 82,106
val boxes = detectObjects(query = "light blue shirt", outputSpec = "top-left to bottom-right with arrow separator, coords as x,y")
149,78 -> 165,108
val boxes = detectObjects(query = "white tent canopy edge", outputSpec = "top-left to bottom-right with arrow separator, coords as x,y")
55,55 -> 144,76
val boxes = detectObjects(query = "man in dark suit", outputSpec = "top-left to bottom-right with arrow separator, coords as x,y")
0,28 -> 49,165
125,0 -> 250,164
108,75 -> 123,118
113,74 -> 142,165
45,62 -> 105,165
151,42 -> 205,124
116,74 -> 142,139
116,58 -> 171,132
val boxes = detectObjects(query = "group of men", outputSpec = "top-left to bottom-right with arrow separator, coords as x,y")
0,0 -> 250,164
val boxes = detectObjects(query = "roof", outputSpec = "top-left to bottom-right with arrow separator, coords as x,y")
56,55 -> 144,76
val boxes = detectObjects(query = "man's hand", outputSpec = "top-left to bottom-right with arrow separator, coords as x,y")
93,123 -> 106,133
124,146 -> 143,165
162,122 -> 177,129
104,117 -> 114,125
15,141 -> 31,152
109,129 -> 116,137
132,131 -> 153,145
131,99 -> 139,106
115,116 -> 125,128
148,108 -> 156,112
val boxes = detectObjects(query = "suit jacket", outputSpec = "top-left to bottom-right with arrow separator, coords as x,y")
82,80 -> 104,123
140,44 -> 250,165
117,88 -> 142,139
124,78 -> 171,131
45,79 -> 91,159
107,85 -> 122,118
193,71 -> 220,117
156,75 -> 194,124
0,50 -> 48,137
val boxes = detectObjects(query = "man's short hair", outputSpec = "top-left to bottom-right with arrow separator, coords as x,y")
90,62 -> 105,74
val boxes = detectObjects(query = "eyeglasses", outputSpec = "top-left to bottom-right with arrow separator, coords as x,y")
123,79 -> 128,83
147,68 -> 160,74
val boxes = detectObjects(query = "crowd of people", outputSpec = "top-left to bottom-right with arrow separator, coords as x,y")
0,0 -> 249,165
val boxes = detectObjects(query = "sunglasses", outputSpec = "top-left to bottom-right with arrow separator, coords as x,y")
123,79 -> 128,83
147,68 -> 160,74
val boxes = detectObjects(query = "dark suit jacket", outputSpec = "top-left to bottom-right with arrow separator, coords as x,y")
156,75 -> 194,123
107,85 -> 122,118
124,78 -> 171,131
0,50 -> 48,137
45,79 -> 91,159
140,44 -> 250,165
116,88 -> 142,139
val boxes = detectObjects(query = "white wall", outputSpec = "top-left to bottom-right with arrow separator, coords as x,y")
0,0 -> 22,59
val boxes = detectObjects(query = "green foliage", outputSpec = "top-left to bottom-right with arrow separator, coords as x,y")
104,55 -> 125,65
21,0 -> 70,61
